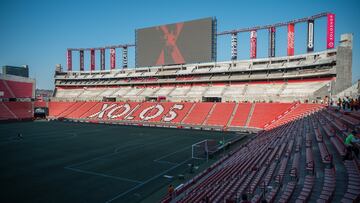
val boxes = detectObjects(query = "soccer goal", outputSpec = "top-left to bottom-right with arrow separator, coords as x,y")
191,139 -> 218,161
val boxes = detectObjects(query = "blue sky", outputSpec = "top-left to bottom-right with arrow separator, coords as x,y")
0,0 -> 359,89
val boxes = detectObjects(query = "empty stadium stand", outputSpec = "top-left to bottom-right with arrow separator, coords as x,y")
53,47 -> 347,103
0,102 -> 33,120
0,74 -> 35,99
45,101 -> 325,131
53,79 -> 332,103
161,107 -> 360,203
205,102 -> 236,126
249,103 -> 294,128
182,102 -> 214,125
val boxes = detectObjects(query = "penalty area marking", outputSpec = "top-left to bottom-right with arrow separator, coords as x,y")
64,166 -> 143,184
66,135 -> 177,169
105,158 -> 192,203
153,145 -> 191,165
153,160 -> 179,165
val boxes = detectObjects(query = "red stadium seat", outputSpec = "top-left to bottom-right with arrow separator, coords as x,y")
66,102 -> 99,119
34,101 -> 47,108
48,102 -> 77,117
0,79 -> 33,98
0,102 -> 17,120
229,103 -> 252,127
0,102 -> 32,120
58,102 -> 85,118
127,102 -> 158,121
182,102 -> 214,125
161,102 -> 194,123
6,80 -> 33,98
205,102 -> 236,126
249,103 -> 293,128
265,104 -> 324,129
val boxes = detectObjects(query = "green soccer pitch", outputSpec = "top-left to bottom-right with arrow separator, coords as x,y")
0,121 -> 249,203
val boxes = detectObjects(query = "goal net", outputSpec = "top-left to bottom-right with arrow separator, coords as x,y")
191,139 -> 218,161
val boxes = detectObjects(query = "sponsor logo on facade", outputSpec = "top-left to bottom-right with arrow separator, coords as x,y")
90,49 -> 95,71
307,21 -> 314,51
269,27 -> 276,57
231,33 -> 238,60
67,50 -> 72,70
100,49 -> 105,70
287,24 -> 294,56
79,50 -> 84,71
250,30 -> 257,59
122,47 -> 128,68
327,14 -> 335,49
110,48 -> 116,69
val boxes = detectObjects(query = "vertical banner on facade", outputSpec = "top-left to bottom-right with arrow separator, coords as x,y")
100,49 -> 105,70
231,33 -> 238,60
79,50 -> 84,71
327,13 -> 335,49
268,27 -> 276,57
67,50 -> 72,71
250,30 -> 257,59
287,23 -> 295,56
122,47 -> 128,69
90,49 -> 95,71
110,48 -> 116,70
307,20 -> 315,52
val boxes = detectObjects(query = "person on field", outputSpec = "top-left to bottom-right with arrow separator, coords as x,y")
168,184 -> 174,199
17,133 -> 23,139
344,131 -> 360,160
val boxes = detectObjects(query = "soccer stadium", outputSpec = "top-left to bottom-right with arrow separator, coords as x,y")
1,3 -> 360,203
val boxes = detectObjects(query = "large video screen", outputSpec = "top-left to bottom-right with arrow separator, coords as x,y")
136,17 -> 216,67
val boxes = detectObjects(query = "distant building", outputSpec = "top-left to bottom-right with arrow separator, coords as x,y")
2,65 -> 29,78
36,89 -> 53,101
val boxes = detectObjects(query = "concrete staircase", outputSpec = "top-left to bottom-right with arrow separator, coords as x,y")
226,102 -> 239,127
245,103 -> 256,127
202,103 -> 217,125
180,103 -> 197,124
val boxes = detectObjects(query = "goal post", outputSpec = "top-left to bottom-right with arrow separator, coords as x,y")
191,139 -> 218,161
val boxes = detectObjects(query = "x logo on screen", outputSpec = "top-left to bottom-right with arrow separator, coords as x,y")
156,23 -> 185,65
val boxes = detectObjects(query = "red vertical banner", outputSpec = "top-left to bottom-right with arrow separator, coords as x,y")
287,23 -> 295,56
327,13 -> 335,49
100,49 -> 105,70
90,49 -> 95,71
110,48 -> 116,70
79,50 -> 84,71
250,30 -> 257,59
67,50 -> 72,71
